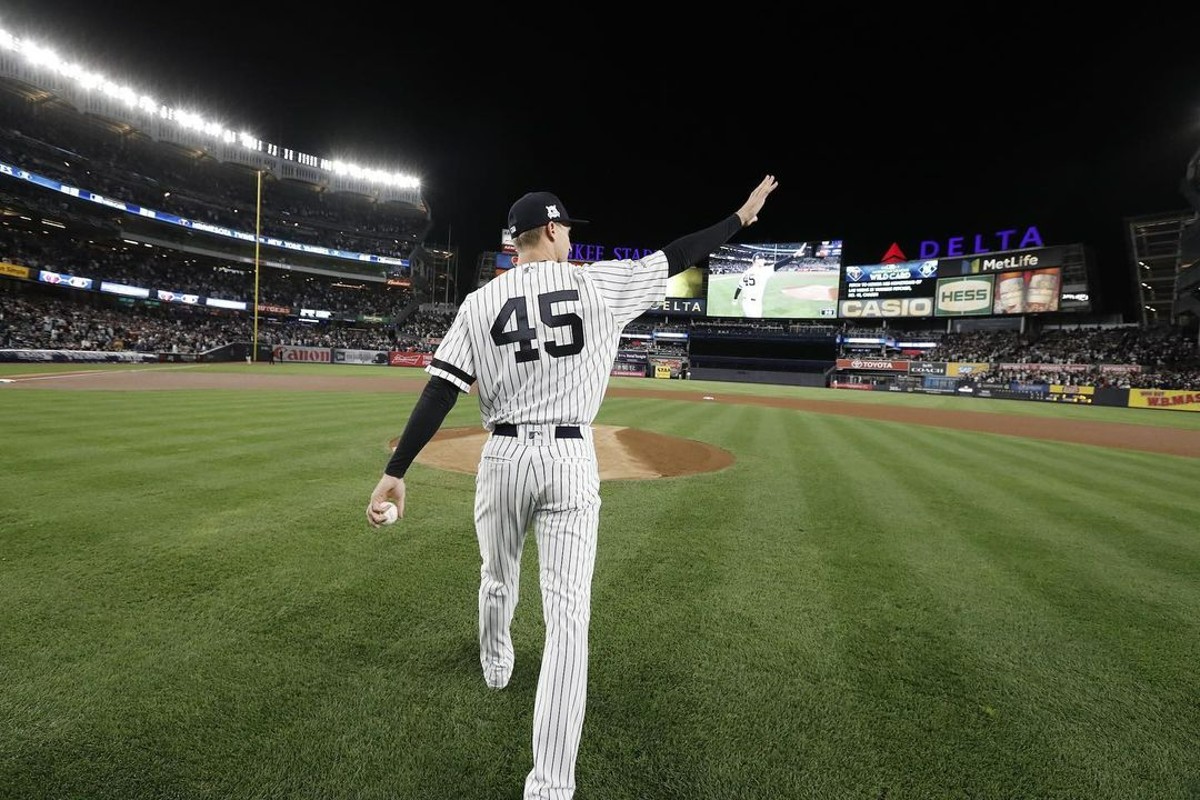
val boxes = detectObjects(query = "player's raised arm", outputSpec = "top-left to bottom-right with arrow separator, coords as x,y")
660,174 -> 779,276
735,174 -> 778,228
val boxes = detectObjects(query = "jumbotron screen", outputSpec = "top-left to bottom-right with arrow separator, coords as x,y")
705,240 -> 843,319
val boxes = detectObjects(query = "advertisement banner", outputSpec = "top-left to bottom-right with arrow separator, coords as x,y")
908,361 -> 947,376
649,356 -> 685,379
934,275 -> 994,316
275,345 -> 331,363
835,358 -> 910,372
100,281 -> 150,298
991,267 -> 1061,314
388,352 -> 434,368
1047,384 -> 1095,404
157,290 -> 201,305
946,362 -> 990,378
840,261 -> 939,306
942,246 -> 1067,276
838,297 -> 933,319
998,362 -> 1091,373
38,270 -> 93,290
0,261 -> 30,279
333,349 -> 388,365
0,348 -> 155,363
1127,389 -> 1200,411
647,297 -> 707,316
972,383 -> 1047,401
257,303 -> 291,315
610,361 -> 646,377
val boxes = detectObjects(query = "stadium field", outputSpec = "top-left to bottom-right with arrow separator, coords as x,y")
1,363 -> 1197,799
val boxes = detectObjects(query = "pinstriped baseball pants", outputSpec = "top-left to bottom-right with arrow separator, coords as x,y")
474,425 -> 601,800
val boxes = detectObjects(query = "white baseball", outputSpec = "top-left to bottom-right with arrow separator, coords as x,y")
379,501 -> 399,525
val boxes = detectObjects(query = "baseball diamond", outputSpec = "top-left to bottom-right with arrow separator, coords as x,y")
5,365 -> 1196,457
2,362 -> 1199,800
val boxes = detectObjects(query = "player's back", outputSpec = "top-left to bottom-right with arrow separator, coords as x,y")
463,258 -> 651,427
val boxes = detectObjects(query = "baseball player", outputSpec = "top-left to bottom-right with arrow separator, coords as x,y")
731,245 -> 808,318
366,174 -> 778,800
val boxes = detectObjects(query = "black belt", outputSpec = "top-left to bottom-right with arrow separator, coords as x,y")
493,424 -> 583,439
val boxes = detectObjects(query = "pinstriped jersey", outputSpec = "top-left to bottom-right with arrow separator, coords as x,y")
427,251 -> 668,428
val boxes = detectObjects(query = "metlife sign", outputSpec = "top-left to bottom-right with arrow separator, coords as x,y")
942,246 -> 1066,276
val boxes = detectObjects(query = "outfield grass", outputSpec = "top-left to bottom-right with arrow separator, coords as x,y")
1,366 -> 1197,799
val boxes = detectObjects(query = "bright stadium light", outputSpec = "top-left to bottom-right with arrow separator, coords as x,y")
0,24 -> 420,191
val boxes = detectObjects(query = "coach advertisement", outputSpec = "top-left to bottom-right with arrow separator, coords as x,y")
275,345 -> 331,363
908,361 -> 947,376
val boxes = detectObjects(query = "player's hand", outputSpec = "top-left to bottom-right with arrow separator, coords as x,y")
735,174 -> 778,227
366,474 -> 406,528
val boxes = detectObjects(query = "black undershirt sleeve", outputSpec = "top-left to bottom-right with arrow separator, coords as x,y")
661,214 -> 742,276
384,375 -> 462,478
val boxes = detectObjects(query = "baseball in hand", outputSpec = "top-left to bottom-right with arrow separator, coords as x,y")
379,501 -> 399,525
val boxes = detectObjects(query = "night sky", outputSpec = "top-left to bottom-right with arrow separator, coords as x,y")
4,4 -> 1200,317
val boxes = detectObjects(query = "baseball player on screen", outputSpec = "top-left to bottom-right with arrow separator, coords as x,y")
732,245 -> 808,318
366,174 -> 778,800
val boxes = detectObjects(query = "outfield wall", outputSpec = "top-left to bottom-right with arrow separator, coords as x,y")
831,358 -> 1199,412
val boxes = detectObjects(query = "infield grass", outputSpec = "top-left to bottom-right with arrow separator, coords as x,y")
1,364 -> 1197,799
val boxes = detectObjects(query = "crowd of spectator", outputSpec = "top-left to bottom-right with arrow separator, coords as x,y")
5,275 -> 1200,389
0,287 -> 449,354
0,91 -> 426,262
1,224 -> 414,319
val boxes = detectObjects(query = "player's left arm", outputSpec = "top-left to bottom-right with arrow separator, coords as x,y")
367,375 -> 463,527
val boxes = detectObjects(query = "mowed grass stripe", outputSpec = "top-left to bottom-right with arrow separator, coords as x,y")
744,417 -> 1195,796
587,406 -> 855,797
2,392 -> 517,797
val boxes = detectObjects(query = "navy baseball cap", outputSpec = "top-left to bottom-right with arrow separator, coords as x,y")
507,191 -> 589,237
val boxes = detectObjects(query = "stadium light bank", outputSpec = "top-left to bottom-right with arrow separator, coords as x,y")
0,26 -> 420,191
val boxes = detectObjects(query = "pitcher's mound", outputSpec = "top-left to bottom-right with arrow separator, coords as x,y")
392,425 -> 734,480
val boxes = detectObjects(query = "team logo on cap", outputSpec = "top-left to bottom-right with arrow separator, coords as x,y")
546,205 -> 561,220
